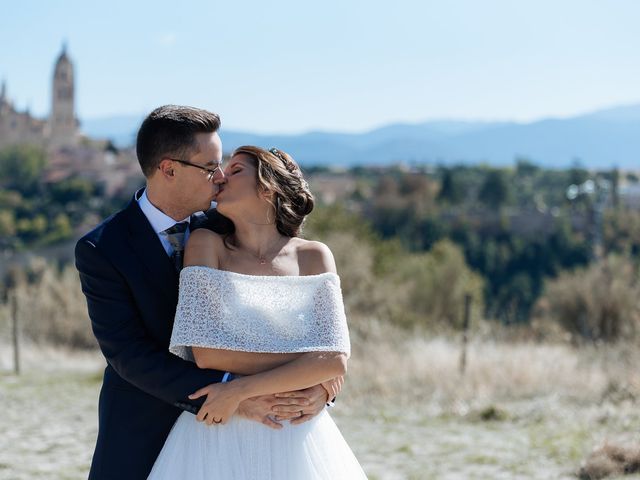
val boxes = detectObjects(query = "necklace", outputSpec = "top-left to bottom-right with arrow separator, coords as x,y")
235,236 -> 287,265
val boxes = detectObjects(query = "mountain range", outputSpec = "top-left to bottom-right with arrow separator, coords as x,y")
81,104 -> 640,168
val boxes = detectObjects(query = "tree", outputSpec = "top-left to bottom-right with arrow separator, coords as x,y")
437,168 -> 464,205
50,177 -> 95,204
40,213 -> 73,243
610,167 -> 620,208
0,145 -> 47,194
0,210 -> 16,238
569,160 -> 589,186
515,158 -> 539,178
393,240 -> 484,329
478,169 -> 511,208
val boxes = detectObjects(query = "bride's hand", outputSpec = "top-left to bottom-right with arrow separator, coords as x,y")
189,382 -> 242,425
321,375 -> 344,401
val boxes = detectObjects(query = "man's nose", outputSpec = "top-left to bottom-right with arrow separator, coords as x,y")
213,169 -> 226,184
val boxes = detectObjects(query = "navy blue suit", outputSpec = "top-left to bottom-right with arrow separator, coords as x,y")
75,192 -> 231,479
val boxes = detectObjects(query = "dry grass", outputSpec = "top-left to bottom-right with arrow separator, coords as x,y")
3,289 -> 640,411
344,319 -> 640,411
579,442 -> 640,479
0,258 -> 96,349
0,339 -> 104,373
4,328 -> 640,479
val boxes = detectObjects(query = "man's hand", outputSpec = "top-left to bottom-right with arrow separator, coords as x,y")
236,394 -> 285,430
236,383 -> 334,428
273,384 -> 329,425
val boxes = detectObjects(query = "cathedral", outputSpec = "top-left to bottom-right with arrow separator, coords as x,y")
0,44 -> 79,151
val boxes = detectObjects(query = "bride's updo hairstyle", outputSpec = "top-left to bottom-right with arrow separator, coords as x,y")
231,146 -> 314,237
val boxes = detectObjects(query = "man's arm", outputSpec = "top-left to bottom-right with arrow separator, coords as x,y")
75,239 -> 225,411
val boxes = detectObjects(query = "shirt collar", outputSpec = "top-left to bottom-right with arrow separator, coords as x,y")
137,188 -> 191,235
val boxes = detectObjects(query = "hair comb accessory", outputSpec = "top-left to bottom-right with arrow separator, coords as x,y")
269,147 -> 297,174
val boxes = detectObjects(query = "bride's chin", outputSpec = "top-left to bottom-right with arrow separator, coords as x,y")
215,203 -> 233,217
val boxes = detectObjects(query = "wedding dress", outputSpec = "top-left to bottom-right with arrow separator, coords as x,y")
148,266 -> 367,479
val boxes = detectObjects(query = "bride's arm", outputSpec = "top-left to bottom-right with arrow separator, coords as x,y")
190,241 -> 349,423
225,350 -> 347,397
191,350 -> 347,423
192,348 -> 303,375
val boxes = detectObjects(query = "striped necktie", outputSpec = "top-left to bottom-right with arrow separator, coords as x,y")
162,222 -> 189,271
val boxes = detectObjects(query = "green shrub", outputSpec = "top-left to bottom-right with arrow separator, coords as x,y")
535,255 -> 640,342
0,145 -> 46,194
389,240 -> 484,329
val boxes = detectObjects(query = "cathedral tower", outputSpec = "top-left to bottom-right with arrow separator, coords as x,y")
49,43 -> 78,148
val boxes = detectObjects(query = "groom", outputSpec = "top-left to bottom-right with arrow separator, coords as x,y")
76,105 -> 334,479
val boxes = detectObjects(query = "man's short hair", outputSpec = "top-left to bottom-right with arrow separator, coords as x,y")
136,105 -> 221,177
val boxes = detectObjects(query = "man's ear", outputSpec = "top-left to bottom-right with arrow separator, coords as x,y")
158,159 -> 175,178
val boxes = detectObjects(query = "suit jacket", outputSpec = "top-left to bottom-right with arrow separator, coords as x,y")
75,191 -> 232,479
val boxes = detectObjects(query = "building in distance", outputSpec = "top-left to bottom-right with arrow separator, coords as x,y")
0,44 -> 142,196
0,43 -> 79,151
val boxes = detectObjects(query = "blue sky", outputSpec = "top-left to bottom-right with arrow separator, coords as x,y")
1,0 -> 639,133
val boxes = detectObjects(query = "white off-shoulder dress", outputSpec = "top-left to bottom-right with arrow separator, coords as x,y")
148,266 -> 367,479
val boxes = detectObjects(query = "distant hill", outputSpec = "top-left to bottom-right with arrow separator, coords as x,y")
81,104 -> 640,168
81,115 -> 143,148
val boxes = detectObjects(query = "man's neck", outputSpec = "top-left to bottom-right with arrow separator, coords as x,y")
145,184 -> 192,222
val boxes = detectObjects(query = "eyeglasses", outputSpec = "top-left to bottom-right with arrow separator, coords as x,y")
165,158 -> 222,182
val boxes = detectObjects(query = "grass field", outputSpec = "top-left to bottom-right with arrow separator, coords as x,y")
2,338 -> 640,479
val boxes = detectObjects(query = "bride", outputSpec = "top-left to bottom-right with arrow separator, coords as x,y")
148,146 -> 367,479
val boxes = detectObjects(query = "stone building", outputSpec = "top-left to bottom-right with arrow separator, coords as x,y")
0,44 -> 79,151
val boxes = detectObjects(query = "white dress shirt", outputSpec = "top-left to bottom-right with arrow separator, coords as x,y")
137,189 -> 191,256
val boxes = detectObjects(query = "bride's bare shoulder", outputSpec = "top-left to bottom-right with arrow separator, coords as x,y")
294,238 -> 337,275
184,229 -> 226,268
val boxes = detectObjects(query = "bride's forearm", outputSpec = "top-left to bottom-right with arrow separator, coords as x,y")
229,351 -> 347,400
192,347 -> 302,375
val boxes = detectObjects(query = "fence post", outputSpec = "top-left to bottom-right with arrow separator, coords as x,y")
4,267 -> 23,375
459,293 -> 472,375
10,290 -> 19,375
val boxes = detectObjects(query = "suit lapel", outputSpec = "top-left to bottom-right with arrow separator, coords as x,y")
123,192 -> 179,301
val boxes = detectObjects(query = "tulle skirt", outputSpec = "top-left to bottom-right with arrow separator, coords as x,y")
148,409 -> 367,479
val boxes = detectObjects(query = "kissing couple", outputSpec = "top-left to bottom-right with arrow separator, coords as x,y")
75,105 -> 367,479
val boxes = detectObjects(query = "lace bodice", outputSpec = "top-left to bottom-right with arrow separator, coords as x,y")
169,266 -> 351,361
